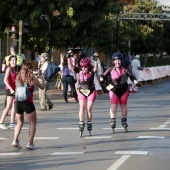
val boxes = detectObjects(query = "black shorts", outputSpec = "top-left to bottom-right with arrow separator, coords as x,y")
14,101 -> 35,114
6,90 -> 15,96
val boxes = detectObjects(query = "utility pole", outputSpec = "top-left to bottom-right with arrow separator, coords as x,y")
18,20 -> 22,56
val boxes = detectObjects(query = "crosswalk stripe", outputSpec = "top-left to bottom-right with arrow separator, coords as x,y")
0,153 -> 23,156
50,152 -> 84,155
35,137 -> 60,139
150,128 -> 170,130
57,128 -> 79,130
0,137 -> 8,140
137,136 -> 165,139
115,151 -> 148,155
103,128 -> 124,130
84,136 -> 112,139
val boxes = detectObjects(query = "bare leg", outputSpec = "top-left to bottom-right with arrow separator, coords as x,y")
120,104 -> 127,118
0,96 -> 13,123
110,104 -> 118,118
10,102 -> 16,123
14,114 -> 24,141
79,100 -> 86,122
86,101 -> 94,122
26,111 -> 37,144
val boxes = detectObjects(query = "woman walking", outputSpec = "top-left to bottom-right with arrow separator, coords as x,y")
0,55 -> 17,129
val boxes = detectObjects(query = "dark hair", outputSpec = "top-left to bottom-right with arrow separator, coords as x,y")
62,56 -> 68,67
8,55 -> 17,66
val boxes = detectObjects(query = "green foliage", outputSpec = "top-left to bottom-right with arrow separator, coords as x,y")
0,0 -> 170,60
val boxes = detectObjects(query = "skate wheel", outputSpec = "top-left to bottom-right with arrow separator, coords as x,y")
125,128 -> 128,133
80,131 -> 83,137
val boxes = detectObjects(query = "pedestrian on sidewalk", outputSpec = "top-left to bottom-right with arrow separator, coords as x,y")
131,54 -> 144,93
0,55 -> 17,129
100,52 -> 141,133
12,62 -> 44,150
59,55 -> 78,102
37,53 -> 54,111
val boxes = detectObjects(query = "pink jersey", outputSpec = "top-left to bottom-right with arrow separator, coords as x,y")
110,67 -> 125,81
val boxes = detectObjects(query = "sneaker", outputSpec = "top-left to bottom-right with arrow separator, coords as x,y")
8,122 -> 15,128
26,143 -> 37,150
0,123 -> 8,129
39,108 -> 47,111
12,140 -> 22,149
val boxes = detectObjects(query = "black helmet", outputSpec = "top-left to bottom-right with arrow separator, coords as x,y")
112,52 -> 123,60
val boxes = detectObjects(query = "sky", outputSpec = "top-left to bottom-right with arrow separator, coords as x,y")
157,0 -> 170,6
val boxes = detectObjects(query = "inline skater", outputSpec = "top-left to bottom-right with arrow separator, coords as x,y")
71,56 -> 98,136
100,52 -> 141,133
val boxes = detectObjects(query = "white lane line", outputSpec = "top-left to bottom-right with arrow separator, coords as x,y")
150,128 -> 170,130
158,125 -> 167,128
22,127 -> 29,130
0,137 -> 8,140
84,136 -> 112,139
115,151 -> 148,155
35,137 -> 60,140
0,153 -> 23,156
50,152 -> 84,156
57,128 -> 79,130
164,118 -> 170,124
107,155 -> 130,170
103,128 -> 124,130
137,136 -> 165,139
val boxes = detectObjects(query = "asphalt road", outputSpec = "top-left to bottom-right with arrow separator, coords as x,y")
0,79 -> 170,170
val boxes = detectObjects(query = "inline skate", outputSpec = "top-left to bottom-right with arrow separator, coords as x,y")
121,118 -> 128,132
87,122 -> 92,136
79,121 -> 85,137
110,118 -> 116,133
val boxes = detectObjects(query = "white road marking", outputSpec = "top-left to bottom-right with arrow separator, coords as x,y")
84,136 -> 112,139
22,127 -> 29,129
158,125 -> 167,128
137,136 -> 165,139
50,152 -> 84,155
103,128 -> 124,130
0,153 -> 23,156
107,155 -> 130,170
150,128 -> 170,130
164,118 -> 170,124
35,137 -> 60,139
115,151 -> 148,155
57,128 -> 79,130
0,137 -> 8,140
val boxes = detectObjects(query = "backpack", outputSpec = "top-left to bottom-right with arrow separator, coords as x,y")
15,82 -> 31,101
44,62 -> 60,82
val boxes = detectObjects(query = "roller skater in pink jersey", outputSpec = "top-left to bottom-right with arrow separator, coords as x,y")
72,56 -> 98,136
100,52 -> 141,133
